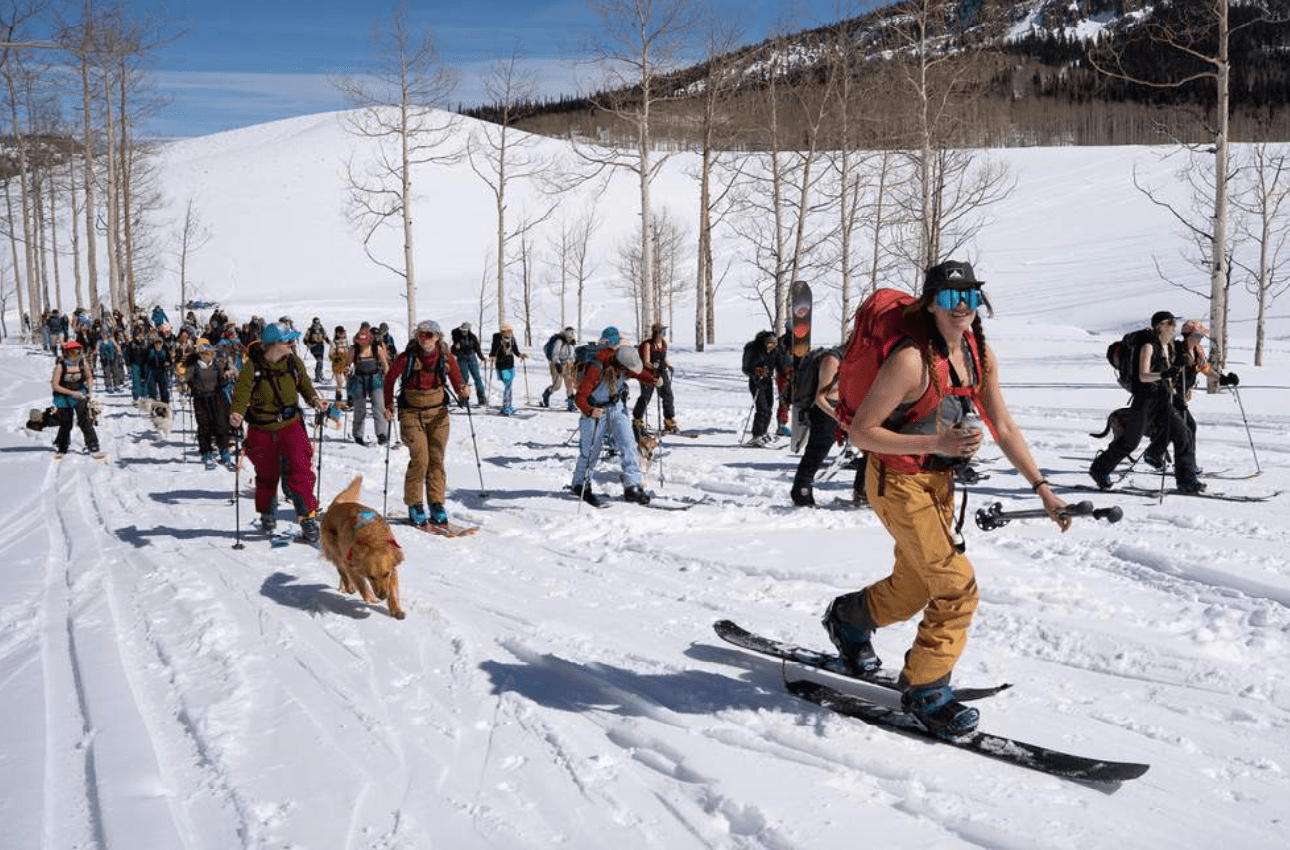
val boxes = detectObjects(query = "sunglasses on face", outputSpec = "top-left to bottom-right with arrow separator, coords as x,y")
934,287 -> 985,311
417,332 -> 439,340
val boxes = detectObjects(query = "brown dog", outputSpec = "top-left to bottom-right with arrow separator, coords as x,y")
320,475 -> 405,619
1090,407 -> 1129,440
637,430 -> 660,472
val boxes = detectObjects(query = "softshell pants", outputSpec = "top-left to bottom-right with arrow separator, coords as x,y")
349,373 -> 388,442
399,388 -> 450,506
571,402 -> 641,490
833,457 -> 978,688
632,367 -> 675,422
456,354 -> 487,404
244,418 -> 317,517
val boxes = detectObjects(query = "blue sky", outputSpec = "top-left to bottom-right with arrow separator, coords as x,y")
122,0 -> 879,137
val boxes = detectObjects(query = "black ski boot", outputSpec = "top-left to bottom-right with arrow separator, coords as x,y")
821,594 -> 881,674
623,484 -> 650,505
570,483 -> 601,508
902,684 -> 979,739
791,484 -> 815,507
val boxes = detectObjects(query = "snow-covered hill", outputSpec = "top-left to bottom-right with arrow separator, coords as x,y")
3,114 -> 1290,849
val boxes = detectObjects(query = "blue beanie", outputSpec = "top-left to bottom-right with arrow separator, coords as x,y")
600,326 -> 621,345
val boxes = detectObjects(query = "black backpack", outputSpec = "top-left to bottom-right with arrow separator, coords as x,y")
791,346 -> 842,413
1106,329 -> 1153,392
742,332 -> 774,376
543,333 -> 562,361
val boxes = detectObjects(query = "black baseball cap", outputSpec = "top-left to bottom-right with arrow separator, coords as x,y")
1151,311 -> 1177,327
923,261 -> 983,294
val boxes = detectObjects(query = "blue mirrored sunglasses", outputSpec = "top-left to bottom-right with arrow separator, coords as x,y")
934,287 -> 984,310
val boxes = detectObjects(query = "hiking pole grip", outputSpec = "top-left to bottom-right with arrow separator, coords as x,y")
975,499 -> 1117,531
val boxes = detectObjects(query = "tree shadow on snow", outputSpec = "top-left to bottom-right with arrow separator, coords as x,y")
259,571 -> 373,619
115,523 -> 241,547
479,648 -> 790,718
0,444 -> 53,454
149,488 -> 234,505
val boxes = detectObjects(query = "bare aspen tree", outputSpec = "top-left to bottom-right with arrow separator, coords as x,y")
56,0 -> 103,309
1,29 -> 41,320
513,228 -> 536,346
1137,154 -> 1243,358
1090,1 -> 1289,383
569,207 -> 600,340
1231,145 -> 1290,367
66,152 -> 84,308
689,16 -> 743,350
335,1 -> 458,332
726,30 -> 838,331
475,254 -> 495,334
2,180 -> 23,323
467,47 -> 564,330
579,0 -> 700,329
882,0 -> 1012,277
174,197 -> 210,310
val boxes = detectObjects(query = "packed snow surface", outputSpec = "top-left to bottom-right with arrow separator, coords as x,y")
3,112 -> 1289,849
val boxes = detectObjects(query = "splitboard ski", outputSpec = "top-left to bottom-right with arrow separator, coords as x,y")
713,620 -> 1009,702
1065,483 -> 1280,503
637,494 -> 713,512
394,517 -> 481,538
788,279 -> 813,452
786,679 -> 1150,784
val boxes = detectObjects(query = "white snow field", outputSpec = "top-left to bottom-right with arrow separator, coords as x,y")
2,112 -> 1289,849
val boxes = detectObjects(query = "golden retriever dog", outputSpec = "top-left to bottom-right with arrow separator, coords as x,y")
320,475 -> 405,619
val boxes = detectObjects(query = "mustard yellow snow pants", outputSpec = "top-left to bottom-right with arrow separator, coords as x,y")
399,388 -> 451,507
862,456 -> 979,688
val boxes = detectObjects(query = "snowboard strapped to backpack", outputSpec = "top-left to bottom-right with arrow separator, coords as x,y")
1105,329 -> 1154,392
834,287 -> 998,475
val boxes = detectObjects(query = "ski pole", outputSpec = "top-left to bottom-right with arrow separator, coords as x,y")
382,414 -> 393,516
577,414 -> 608,514
456,388 -> 488,499
739,399 -> 755,445
231,427 -> 245,550
522,357 -> 531,404
314,414 -> 325,507
975,500 -> 1123,532
1229,385 -> 1262,476
656,392 -> 666,487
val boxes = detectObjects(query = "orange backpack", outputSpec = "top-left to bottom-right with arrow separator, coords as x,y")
835,288 -> 998,474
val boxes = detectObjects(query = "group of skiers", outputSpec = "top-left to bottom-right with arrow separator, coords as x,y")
1088,310 -> 1239,494
30,267 -> 1249,743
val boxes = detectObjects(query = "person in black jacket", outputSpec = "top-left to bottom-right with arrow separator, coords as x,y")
489,323 -> 527,415
741,330 -> 780,446
1090,311 -> 1202,493
143,334 -> 173,403
183,341 -> 235,465
1141,318 -> 1239,470
451,322 -> 488,406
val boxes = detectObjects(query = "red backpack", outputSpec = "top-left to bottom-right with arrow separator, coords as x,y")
836,288 -> 998,474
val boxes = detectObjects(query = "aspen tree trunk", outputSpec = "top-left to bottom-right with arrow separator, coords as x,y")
494,125 -> 508,328
80,36 -> 100,308
401,100 -> 417,332
1206,0 -> 1230,387
68,156 -> 85,309
4,182 -> 25,329
4,73 -> 40,322
102,75 -> 122,313
118,61 -> 139,313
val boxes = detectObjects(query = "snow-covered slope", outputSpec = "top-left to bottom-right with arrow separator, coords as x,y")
4,114 -> 1290,849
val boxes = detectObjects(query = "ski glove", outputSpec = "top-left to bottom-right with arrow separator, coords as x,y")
1219,372 -> 1239,387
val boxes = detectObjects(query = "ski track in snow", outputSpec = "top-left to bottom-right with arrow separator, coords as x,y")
5,322 -> 1290,850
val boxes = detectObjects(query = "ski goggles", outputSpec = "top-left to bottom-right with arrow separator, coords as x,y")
934,287 -> 985,311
